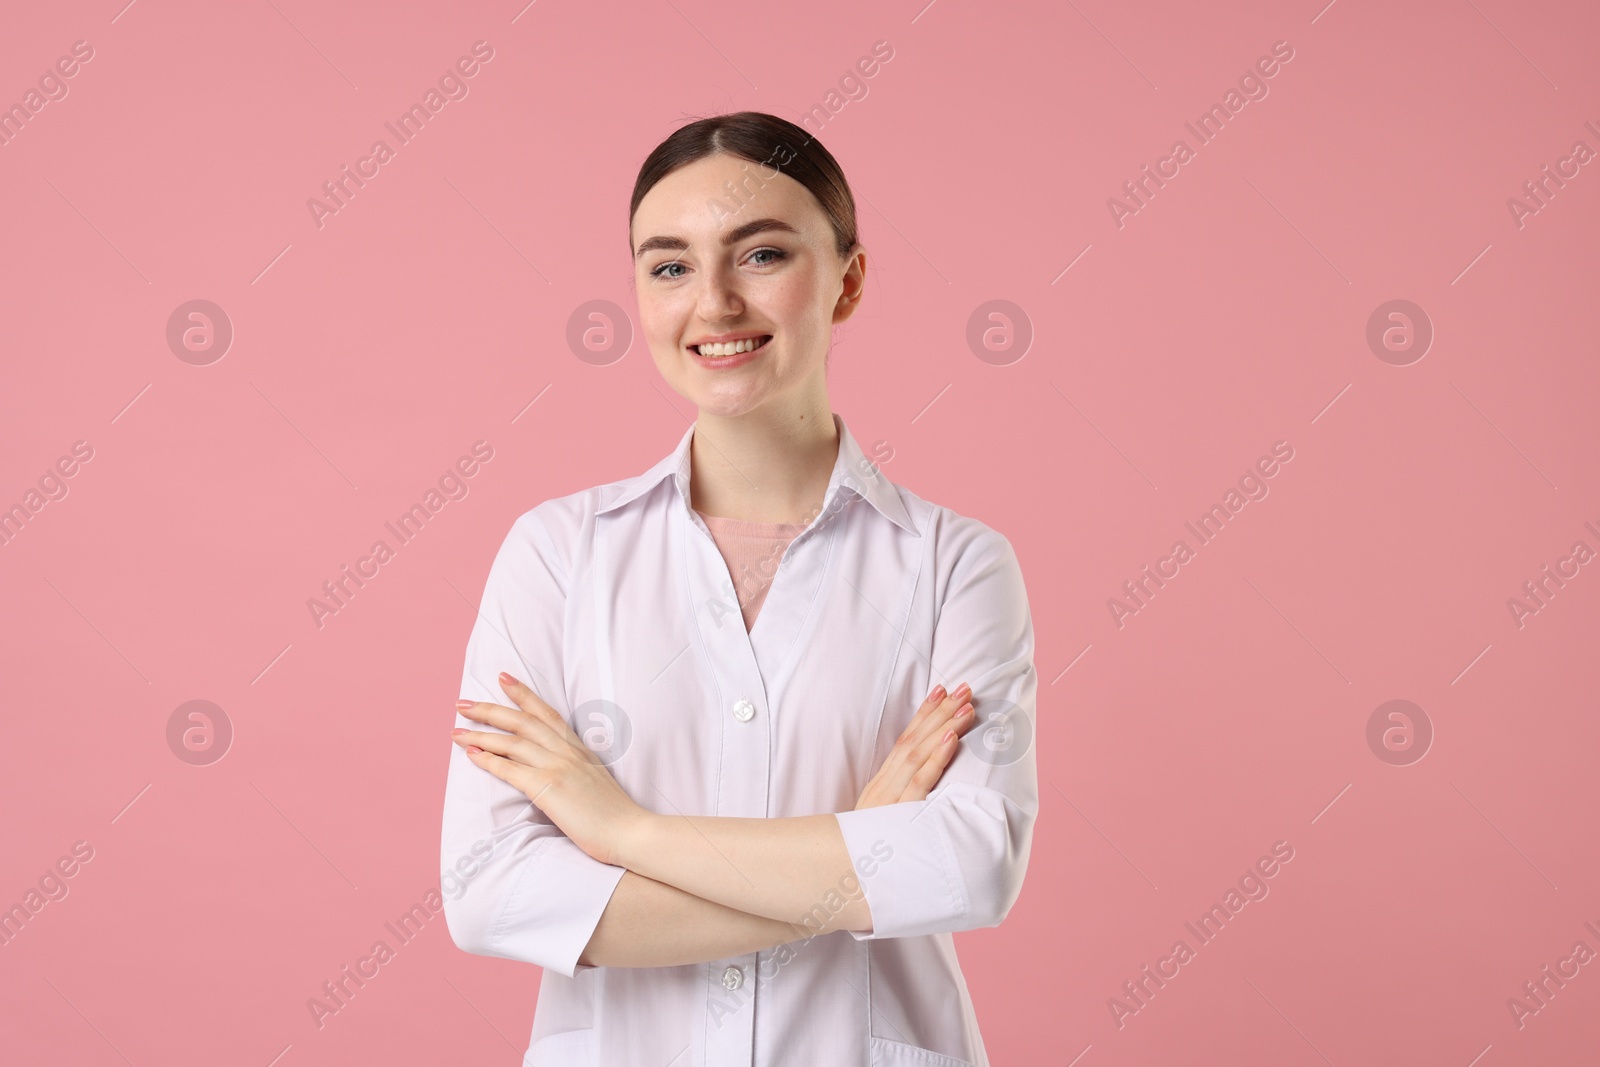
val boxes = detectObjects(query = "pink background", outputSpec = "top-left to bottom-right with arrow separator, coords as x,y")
3,0 -> 1598,1064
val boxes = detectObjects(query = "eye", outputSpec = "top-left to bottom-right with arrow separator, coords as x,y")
747,247 -> 786,267
649,259 -> 687,280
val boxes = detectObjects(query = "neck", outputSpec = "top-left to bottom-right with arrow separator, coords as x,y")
689,404 -> 838,524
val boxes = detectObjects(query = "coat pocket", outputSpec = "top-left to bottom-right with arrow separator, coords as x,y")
869,1035 -> 978,1067
523,1026 -> 594,1067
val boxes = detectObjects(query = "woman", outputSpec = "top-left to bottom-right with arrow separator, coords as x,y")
440,111 -> 1038,1067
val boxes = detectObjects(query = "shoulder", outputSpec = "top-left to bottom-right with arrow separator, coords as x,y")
891,482 -> 1017,560
882,489 -> 1032,646
887,482 -> 1026,595
492,474 -> 643,573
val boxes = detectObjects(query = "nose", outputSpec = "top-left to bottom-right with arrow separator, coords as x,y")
695,261 -> 745,321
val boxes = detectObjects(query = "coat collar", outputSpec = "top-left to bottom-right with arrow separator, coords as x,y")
595,412 -> 917,535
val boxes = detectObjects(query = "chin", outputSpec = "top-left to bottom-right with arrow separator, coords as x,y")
694,398 -> 760,418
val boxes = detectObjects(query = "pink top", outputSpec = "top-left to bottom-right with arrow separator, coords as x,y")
694,510 -> 810,633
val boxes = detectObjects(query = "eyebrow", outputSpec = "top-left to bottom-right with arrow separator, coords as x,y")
634,217 -> 801,260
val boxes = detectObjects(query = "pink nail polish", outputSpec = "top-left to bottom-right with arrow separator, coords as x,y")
451,728 -> 466,735
456,699 -> 475,710
941,729 -> 955,743
498,672 -> 516,686
930,684 -> 946,702
465,744 -> 483,755
956,703 -> 973,718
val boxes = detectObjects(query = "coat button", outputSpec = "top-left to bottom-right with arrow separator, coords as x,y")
722,965 -> 744,990
732,698 -> 755,723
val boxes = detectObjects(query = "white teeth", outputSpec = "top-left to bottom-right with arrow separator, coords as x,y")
695,336 -> 767,357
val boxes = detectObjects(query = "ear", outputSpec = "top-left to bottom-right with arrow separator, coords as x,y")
833,246 -> 866,325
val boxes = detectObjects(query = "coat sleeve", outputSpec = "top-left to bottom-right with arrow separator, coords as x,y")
832,519 -> 1039,940
440,504 -> 627,978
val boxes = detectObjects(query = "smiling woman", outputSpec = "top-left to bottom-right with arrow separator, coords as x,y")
439,111 -> 1038,1067
629,114 -> 864,400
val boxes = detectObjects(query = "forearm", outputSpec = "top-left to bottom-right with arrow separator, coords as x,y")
616,811 -> 872,934
577,869 -> 810,968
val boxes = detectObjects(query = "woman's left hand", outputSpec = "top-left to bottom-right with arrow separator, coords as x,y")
452,672 -> 648,868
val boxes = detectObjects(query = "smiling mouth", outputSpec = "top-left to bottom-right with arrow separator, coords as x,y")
691,335 -> 772,358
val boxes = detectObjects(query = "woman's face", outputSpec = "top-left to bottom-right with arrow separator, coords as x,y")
630,152 -> 864,418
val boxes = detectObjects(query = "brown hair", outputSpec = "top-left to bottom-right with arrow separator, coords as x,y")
628,111 -> 859,260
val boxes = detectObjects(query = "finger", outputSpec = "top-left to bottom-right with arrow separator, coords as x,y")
463,746 -> 547,802
896,682 -> 972,750
458,698 -> 565,746
909,699 -> 975,763
452,729 -> 547,767
904,738 -> 958,800
454,729 -> 547,771
889,684 -> 972,777
497,672 -> 568,731
894,685 -> 946,744
903,714 -> 975,800
879,697 -> 975,802
895,683 -> 953,743
863,685 -> 974,809
455,699 -> 519,727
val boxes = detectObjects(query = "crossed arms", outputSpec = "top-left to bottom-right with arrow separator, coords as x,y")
439,509 -> 1038,977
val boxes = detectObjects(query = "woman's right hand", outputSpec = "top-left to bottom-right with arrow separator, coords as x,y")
853,682 -> 977,810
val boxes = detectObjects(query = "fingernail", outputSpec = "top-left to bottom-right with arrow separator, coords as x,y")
451,728 -> 466,735
956,703 -> 973,718
941,729 -> 955,743
498,672 -> 517,686
456,700 -> 475,710
952,682 -> 971,701
465,745 -> 483,755
929,684 -> 946,702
